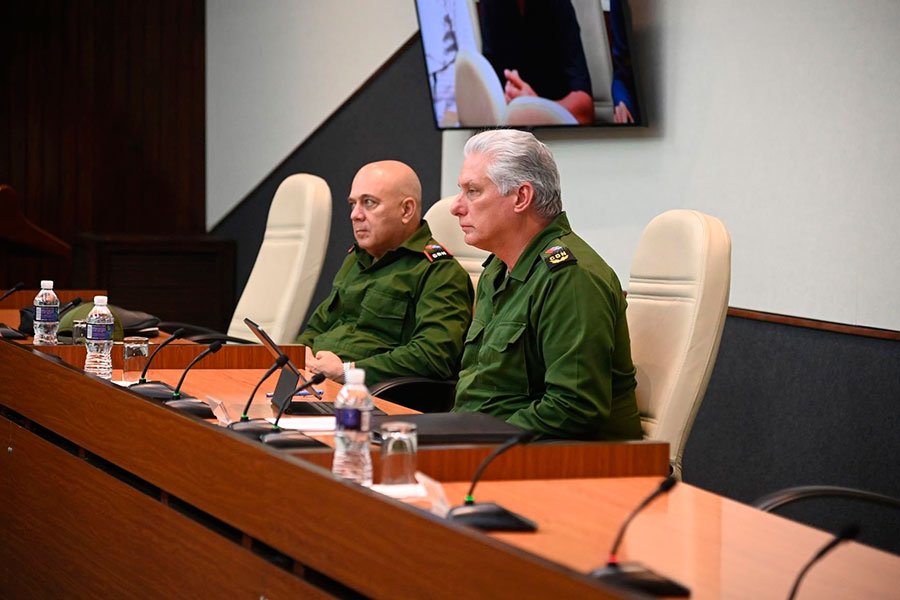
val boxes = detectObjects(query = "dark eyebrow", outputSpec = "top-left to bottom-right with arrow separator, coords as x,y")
348,193 -> 380,203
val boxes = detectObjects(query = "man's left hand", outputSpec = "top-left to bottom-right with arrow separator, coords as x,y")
307,350 -> 345,382
504,69 -> 537,103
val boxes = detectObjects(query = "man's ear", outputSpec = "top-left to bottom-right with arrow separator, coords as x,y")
512,182 -> 535,214
400,197 -> 418,223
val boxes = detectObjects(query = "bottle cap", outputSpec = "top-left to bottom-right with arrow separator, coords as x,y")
346,368 -> 366,386
41,280 -> 53,289
93,295 -> 108,306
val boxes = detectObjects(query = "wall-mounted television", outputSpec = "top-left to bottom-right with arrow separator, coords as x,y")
414,0 -> 642,130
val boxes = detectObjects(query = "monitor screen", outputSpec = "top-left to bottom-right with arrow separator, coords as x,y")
415,0 -> 642,130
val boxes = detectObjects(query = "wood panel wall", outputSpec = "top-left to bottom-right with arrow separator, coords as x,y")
0,0 -> 205,288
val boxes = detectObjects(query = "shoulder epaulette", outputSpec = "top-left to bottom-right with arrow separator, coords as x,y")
424,243 -> 452,262
542,244 -> 577,271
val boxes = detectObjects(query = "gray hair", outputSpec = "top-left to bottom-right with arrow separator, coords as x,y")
463,129 -> 562,218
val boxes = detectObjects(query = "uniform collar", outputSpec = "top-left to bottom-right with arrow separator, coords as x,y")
507,212 -> 571,282
354,221 -> 432,268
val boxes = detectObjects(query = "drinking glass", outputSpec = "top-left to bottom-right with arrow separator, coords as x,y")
72,320 -> 87,345
122,336 -> 150,384
380,421 -> 418,485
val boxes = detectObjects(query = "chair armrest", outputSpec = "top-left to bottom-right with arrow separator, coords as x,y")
369,377 -> 458,413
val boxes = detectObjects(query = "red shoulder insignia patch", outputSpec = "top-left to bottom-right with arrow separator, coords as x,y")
542,245 -> 577,270
424,243 -> 452,262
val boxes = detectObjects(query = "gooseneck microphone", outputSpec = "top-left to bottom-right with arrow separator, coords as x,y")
590,476 -> 689,597
0,281 -> 24,303
138,327 -> 187,383
171,341 -> 224,398
446,429 -> 538,531
260,373 -> 329,449
227,354 -> 290,437
162,341 -> 224,419
270,373 -> 328,429
128,328 -> 188,398
608,476 -> 677,565
787,523 -> 860,600
58,296 -> 82,316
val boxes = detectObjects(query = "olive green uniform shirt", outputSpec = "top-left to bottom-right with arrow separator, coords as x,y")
297,221 -> 474,386
452,212 -> 641,440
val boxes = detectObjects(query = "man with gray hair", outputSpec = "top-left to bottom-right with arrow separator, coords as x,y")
450,129 -> 641,440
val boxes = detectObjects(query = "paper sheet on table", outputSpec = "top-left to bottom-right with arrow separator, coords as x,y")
264,416 -> 335,432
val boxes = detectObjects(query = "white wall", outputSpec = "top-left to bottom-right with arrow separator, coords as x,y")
442,0 -> 900,331
206,0 -> 418,229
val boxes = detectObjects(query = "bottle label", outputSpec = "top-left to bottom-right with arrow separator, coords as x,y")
335,408 -> 361,431
334,408 -> 371,432
87,323 -> 113,341
35,306 -> 59,322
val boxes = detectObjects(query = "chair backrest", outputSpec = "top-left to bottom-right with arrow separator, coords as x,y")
626,210 -> 731,478
570,0 -> 615,122
505,96 -> 578,126
226,174 -> 332,344
454,48 -> 507,128
424,196 -> 490,289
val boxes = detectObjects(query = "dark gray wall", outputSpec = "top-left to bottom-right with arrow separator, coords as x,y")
212,36 -> 442,325
683,316 -> 900,555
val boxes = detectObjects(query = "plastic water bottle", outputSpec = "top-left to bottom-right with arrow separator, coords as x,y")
332,368 -> 374,486
84,295 -> 114,379
33,280 -> 60,345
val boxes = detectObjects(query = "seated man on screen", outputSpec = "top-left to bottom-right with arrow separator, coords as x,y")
298,161 -> 474,387
450,130 -> 641,440
480,0 -> 595,124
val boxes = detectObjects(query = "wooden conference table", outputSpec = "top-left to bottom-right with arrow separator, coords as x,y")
3,338 -> 900,599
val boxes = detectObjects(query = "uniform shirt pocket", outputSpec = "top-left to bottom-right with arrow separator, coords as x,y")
478,320 -> 529,394
358,287 -> 409,343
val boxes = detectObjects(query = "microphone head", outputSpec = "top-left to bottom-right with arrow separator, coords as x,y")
13,282 -> 24,291
309,372 -> 326,384
275,354 -> 289,367
208,341 -> 224,353
660,476 -> 677,493
172,328 -> 187,339
70,297 -> 83,306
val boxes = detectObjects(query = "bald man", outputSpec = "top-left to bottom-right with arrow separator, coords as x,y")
298,161 -> 474,386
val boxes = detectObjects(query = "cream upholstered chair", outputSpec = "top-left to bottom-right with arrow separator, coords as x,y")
454,49 -> 579,127
424,195 -> 489,289
225,174 -> 332,344
505,96 -> 578,126
454,48 -> 508,128
626,210 -> 731,478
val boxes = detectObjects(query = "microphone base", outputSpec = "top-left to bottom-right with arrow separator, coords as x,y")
446,502 -> 537,532
164,398 -> 214,419
129,380 -> 196,400
260,430 -> 328,449
590,562 -> 690,597
228,419 -> 278,438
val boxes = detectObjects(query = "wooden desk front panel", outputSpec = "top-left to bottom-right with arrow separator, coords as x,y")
2,424 -> 333,600
0,341 -> 631,600
295,441 -> 669,482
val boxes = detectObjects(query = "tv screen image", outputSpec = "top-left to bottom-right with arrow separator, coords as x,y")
415,0 -> 642,129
